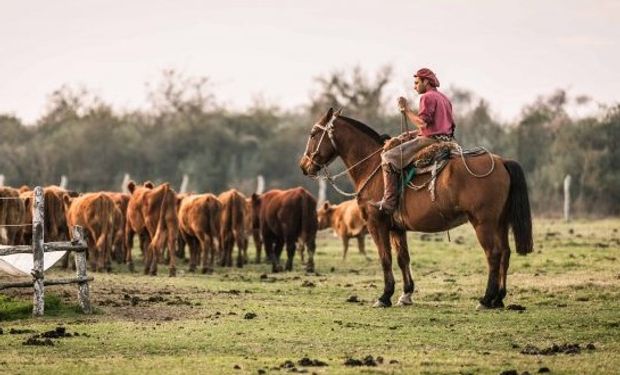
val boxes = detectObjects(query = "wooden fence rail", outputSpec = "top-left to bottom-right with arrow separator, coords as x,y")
0,186 -> 92,315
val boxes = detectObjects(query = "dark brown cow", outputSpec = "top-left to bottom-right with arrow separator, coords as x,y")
106,192 -> 130,264
64,193 -> 117,272
0,186 -> 25,245
251,187 -> 318,273
126,181 -> 179,276
19,186 -> 77,247
317,199 -> 369,260
177,193 -> 221,273
218,189 -> 248,268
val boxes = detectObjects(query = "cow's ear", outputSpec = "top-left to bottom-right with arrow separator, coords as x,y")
19,185 -> 31,193
251,193 -> 260,204
322,201 -> 330,210
67,190 -> 79,198
127,181 -> 136,194
63,194 -> 72,208
144,181 -> 154,189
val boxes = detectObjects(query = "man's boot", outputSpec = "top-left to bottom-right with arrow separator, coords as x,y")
369,165 -> 399,215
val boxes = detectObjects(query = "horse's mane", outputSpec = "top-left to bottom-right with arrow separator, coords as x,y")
337,116 -> 383,144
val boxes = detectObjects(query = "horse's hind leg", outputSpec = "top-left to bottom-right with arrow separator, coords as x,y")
496,224 -> 511,308
474,222 -> 503,309
392,229 -> 415,306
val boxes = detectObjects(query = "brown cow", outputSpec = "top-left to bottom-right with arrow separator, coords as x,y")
126,181 -> 179,276
251,187 -> 318,273
317,200 -> 369,260
218,189 -> 248,268
106,192 -> 130,264
64,193 -> 117,272
0,186 -> 25,245
125,181 -> 154,272
177,193 -> 221,273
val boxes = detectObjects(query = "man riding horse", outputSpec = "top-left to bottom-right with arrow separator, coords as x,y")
371,68 -> 456,214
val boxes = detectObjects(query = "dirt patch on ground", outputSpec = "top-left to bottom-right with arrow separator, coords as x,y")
520,343 -> 595,355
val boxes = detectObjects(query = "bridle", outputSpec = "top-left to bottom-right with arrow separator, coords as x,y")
303,114 -> 383,197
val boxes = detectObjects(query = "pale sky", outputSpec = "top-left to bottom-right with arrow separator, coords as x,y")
1,0 -> 618,124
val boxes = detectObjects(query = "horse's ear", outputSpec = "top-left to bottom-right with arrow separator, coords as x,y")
334,108 -> 343,117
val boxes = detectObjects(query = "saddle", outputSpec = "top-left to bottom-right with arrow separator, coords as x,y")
400,141 -> 488,199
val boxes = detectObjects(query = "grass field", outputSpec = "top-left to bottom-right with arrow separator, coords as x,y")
1,218 -> 619,374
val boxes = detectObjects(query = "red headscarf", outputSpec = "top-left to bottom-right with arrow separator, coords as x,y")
414,68 -> 440,88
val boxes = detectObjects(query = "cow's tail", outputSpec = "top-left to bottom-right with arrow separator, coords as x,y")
150,184 -> 170,255
94,194 -> 116,271
503,160 -> 534,255
210,197 -> 222,252
231,192 -> 245,241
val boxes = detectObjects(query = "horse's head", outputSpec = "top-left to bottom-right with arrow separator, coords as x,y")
299,107 -> 341,177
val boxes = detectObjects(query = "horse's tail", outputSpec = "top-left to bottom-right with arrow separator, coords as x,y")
503,160 -> 533,255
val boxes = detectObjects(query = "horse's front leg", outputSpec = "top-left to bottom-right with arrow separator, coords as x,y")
391,229 -> 415,306
366,215 -> 395,307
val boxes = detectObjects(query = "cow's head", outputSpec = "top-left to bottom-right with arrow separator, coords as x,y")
316,201 -> 334,230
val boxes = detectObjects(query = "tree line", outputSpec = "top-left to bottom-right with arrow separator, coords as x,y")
0,68 -> 618,215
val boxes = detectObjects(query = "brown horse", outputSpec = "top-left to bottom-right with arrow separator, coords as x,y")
299,108 -> 533,309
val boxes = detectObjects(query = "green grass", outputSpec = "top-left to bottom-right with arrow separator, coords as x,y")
0,218 -> 619,374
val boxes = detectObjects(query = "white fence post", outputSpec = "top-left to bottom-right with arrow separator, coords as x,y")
256,175 -> 265,195
59,175 -> 68,190
32,186 -> 45,316
317,179 -> 326,206
179,174 -> 189,194
564,174 -> 571,222
73,226 -> 92,314
121,173 -> 130,193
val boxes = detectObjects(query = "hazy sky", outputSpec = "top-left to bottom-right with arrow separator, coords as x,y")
1,0 -> 618,124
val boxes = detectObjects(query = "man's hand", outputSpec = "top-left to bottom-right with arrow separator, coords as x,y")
397,96 -> 408,113
383,137 -> 402,151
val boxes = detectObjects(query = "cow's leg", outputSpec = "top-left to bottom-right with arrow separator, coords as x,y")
284,237 -> 296,272
235,231 -> 245,268
124,225 -> 135,272
177,235 -> 186,261
342,236 -> 350,261
272,238 -> 285,273
305,236 -> 316,273
166,226 -> 177,277
253,229 -> 263,264
86,230 -> 98,272
357,234 -> 368,259
187,235 -> 198,273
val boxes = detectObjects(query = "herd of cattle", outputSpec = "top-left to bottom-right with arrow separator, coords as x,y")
0,183 -> 369,276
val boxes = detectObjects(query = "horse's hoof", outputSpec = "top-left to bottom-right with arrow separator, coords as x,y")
476,303 -> 492,311
396,293 -> 413,306
372,300 -> 391,308
168,268 -> 176,277
128,263 -> 135,272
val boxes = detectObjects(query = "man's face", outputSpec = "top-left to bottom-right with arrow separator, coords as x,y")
414,77 -> 428,94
